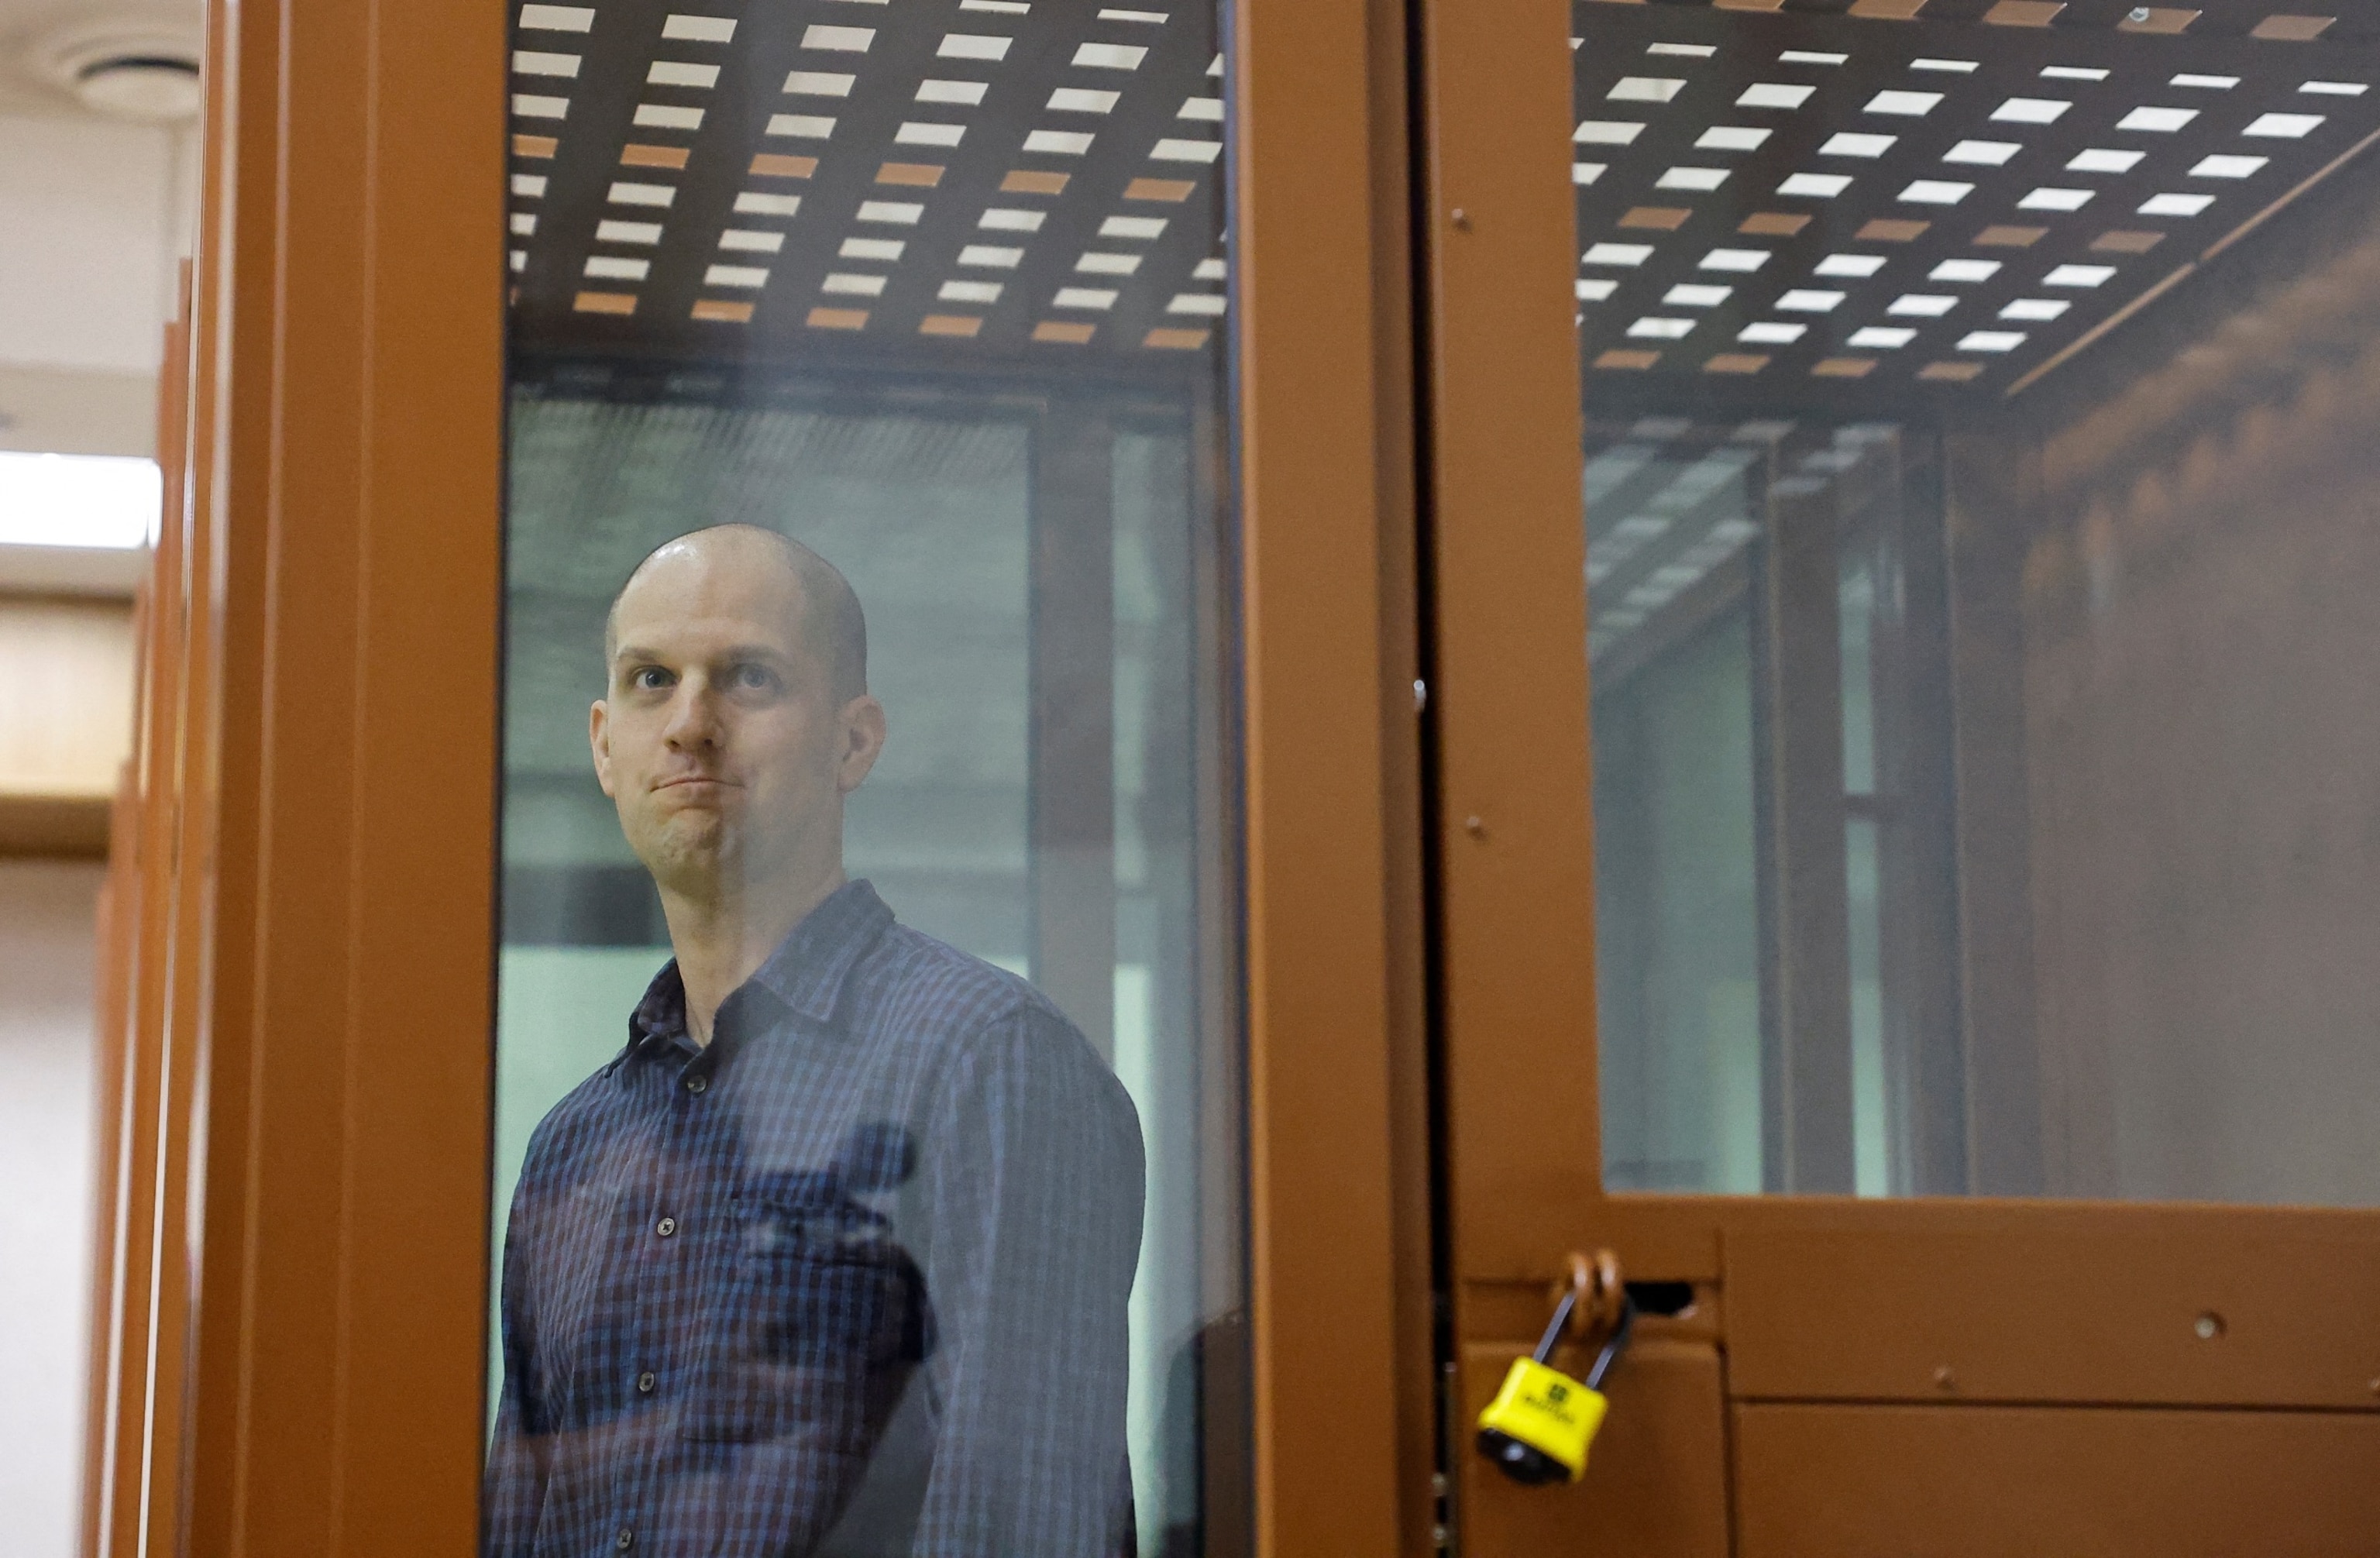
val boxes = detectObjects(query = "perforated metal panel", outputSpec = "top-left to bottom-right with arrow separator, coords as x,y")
1568,0 -> 2380,406
506,1 -> 1226,370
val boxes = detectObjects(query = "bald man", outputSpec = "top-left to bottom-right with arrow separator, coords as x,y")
485,526 -> 1145,1558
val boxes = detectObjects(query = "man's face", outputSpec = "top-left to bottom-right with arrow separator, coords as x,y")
590,535 -> 883,902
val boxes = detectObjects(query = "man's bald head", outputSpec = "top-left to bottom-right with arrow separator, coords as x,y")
605,524 -> 868,703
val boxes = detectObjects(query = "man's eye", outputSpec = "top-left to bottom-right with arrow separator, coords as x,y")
631,666 -> 674,691
728,663 -> 779,693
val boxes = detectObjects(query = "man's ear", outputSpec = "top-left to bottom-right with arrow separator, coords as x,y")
837,694 -> 888,795
590,698 -> 617,798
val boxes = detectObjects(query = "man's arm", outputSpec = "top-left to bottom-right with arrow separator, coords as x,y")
482,1186 -> 552,1557
910,1002 -> 1147,1557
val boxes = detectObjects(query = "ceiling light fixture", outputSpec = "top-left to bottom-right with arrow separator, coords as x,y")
0,452 -> 160,550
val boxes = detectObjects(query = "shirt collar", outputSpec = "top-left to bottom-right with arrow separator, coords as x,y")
746,877 -> 896,1026
625,961 -> 693,1061
623,877 -> 896,1058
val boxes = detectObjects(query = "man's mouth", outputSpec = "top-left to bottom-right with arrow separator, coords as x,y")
655,774 -> 738,793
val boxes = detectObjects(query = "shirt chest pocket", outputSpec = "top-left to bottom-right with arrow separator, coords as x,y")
682,1191 -> 933,1444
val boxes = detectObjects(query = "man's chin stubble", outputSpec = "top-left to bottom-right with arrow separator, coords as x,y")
636,817 -> 735,889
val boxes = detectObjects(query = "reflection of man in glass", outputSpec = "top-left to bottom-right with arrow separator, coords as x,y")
486,525 -> 1145,1557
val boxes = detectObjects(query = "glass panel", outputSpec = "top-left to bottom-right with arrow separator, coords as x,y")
487,5 -> 1243,1555
1589,445 -> 1764,1193
1573,1 -> 2380,1205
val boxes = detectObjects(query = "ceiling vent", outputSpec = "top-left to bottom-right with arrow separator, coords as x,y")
31,18 -> 203,123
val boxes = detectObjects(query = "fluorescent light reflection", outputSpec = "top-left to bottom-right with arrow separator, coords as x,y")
0,452 -> 160,549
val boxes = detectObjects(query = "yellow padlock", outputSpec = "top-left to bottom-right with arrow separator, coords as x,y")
1476,1274 -> 1635,1485
1477,1356 -> 1608,1483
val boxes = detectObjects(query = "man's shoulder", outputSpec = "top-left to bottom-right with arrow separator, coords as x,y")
518,1055 -> 635,1180
862,923 -> 1141,1151
858,921 -> 1066,1037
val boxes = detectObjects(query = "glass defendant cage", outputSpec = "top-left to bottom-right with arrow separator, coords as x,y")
88,1 -> 1414,1553
488,5 -> 1250,1553
92,0 -> 2380,1553
1429,2 -> 2380,1549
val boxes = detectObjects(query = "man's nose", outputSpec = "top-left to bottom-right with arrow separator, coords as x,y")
660,680 -> 723,749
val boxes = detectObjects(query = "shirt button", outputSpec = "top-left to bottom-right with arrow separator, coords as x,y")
615,1529 -> 635,1551
655,1216 -> 677,1237
685,1074 -> 707,1095
637,1371 -> 656,1394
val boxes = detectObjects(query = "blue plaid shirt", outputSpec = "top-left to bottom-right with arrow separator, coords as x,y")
485,880 -> 1145,1557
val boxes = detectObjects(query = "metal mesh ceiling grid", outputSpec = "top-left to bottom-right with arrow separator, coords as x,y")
1569,0 -> 2380,404
507,1 -> 1227,366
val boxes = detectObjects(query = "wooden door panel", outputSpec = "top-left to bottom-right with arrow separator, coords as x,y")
1729,1221 -> 2380,1409
1461,1338 -> 1731,1558
1416,0 -> 2380,1549
1736,1403 -> 2380,1557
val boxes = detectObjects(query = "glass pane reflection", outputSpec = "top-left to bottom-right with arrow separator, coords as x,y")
488,5 -> 1243,1555
1574,1 -> 2380,1206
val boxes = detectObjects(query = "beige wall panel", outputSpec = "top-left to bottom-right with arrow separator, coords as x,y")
0,598 -> 133,796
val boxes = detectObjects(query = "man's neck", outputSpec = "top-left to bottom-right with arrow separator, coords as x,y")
661,865 -> 847,1045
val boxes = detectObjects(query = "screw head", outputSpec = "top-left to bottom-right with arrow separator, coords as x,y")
1933,1365 -> 1956,1390
1450,208 -> 1471,230
2195,1312 -> 2226,1341
1463,814 -> 1487,838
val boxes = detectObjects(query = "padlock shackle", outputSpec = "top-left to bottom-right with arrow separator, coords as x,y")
1584,1295 -> 1637,1391
1531,1286 -> 1583,1365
